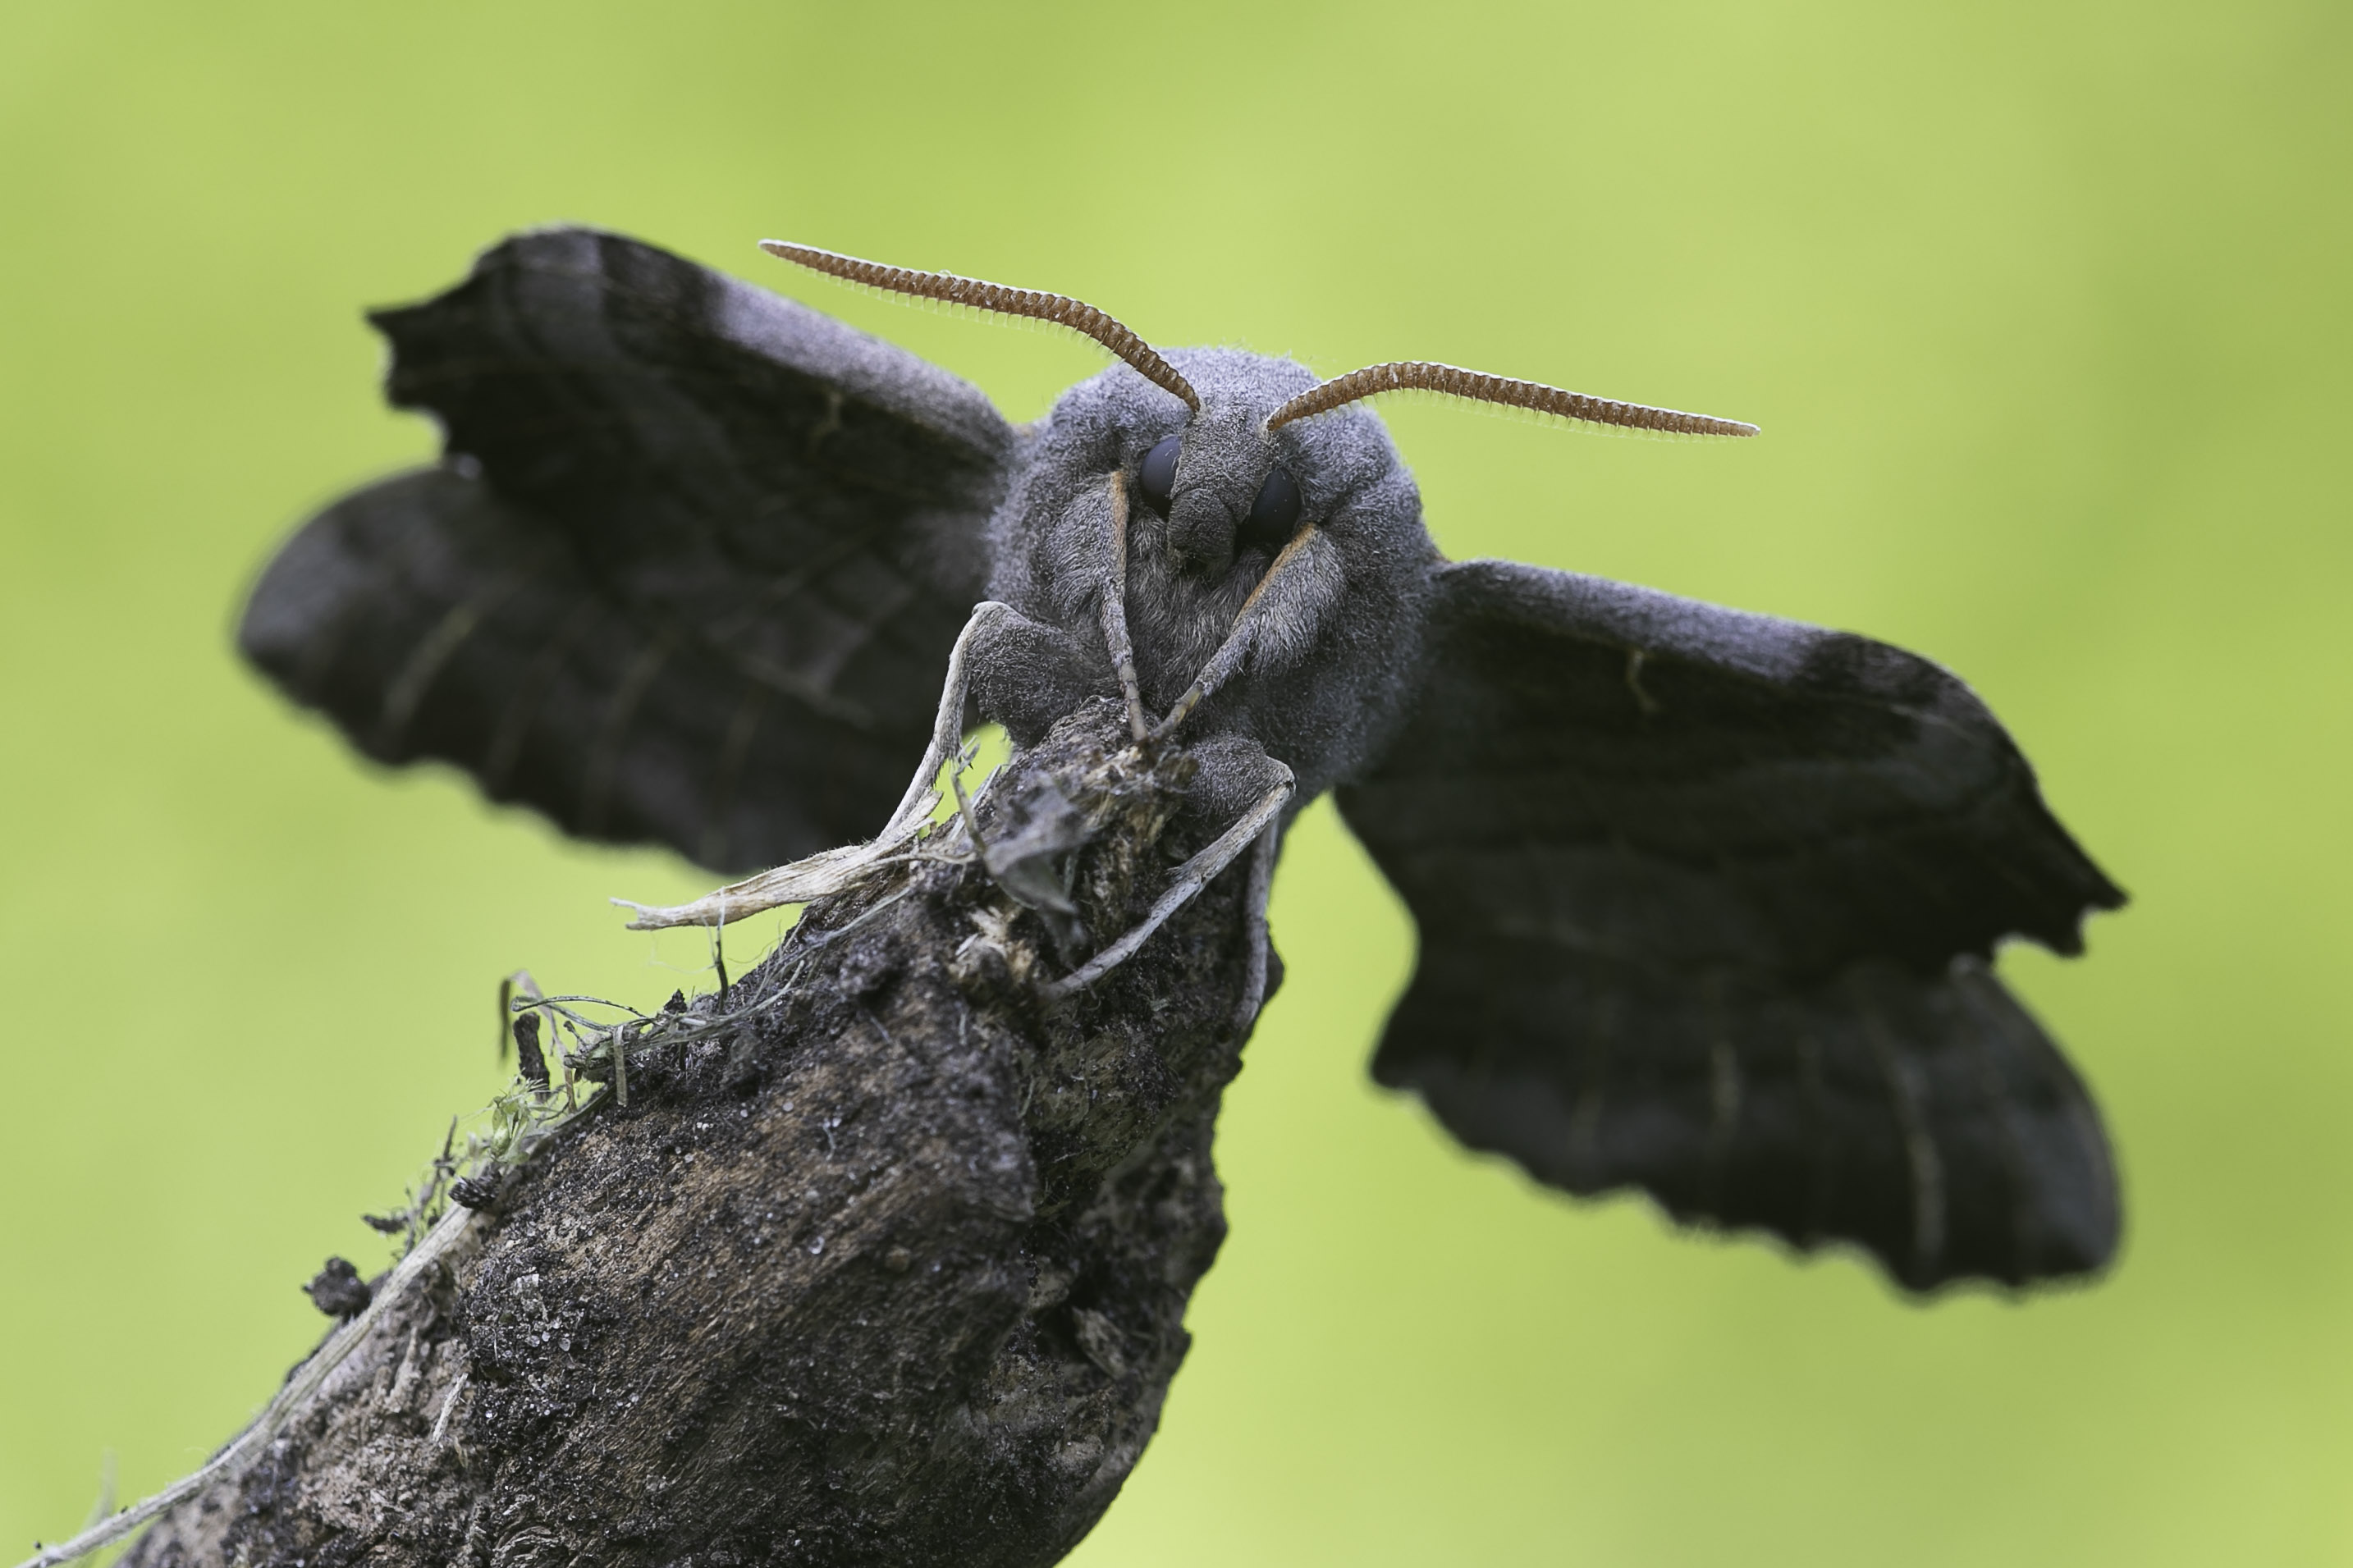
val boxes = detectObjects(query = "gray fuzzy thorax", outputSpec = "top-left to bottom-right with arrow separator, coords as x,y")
984,349 -> 1440,803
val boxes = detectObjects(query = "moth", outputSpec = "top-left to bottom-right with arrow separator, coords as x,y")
241,227 -> 2125,1293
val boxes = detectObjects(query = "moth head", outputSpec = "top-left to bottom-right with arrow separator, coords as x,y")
758,240 -> 1756,587
1124,351 -> 1390,581
758,241 -> 1309,576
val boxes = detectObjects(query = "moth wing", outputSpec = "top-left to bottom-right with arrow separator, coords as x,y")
1336,558 -> 2126,1291
240,227 -> 1015,872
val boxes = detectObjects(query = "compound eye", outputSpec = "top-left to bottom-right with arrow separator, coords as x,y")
1237,466 -> 1302,555
1138,435 -> 1182,513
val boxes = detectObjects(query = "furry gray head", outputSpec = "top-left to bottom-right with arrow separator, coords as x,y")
756,242 -> 1754,804
974,347 -> 1433,804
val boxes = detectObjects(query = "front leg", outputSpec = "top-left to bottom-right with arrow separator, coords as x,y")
1097,471 -> 1151,741
1041,739 -> 1294,1001
1150,525 -> 1325,740
1234,815 -> 1283,1031
968,601 -> 1117,749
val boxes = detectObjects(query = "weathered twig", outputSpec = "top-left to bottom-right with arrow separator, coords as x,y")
74,701 -> 1272,1568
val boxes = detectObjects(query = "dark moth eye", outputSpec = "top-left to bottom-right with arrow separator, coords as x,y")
1236,465 -> 1302,556
1138,435 -> 1182,513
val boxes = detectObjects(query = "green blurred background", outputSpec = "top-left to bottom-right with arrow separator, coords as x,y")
2,0 -> 2347,1561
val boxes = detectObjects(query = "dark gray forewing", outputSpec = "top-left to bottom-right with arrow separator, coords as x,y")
1335,559 -> 2125,1291
241,227 -> 1015,871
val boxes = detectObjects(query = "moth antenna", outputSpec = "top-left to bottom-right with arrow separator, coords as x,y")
760,240 -> 1201,413
1265,360 -> 1756,437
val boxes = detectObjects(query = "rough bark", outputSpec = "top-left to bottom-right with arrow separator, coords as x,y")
123,701 -> 1272,1568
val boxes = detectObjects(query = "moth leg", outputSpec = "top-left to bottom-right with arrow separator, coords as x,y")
1151,526 -> 1320,740
616,601 -> 1014,930
968,605 -> 1114,747
1098,472 -> 1150,743
881,600 -> 1014,839
1233,814 -> 1284,1031
1041,765 -> 1294,999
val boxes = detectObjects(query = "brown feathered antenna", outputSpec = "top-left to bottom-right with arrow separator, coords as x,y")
1266,360 -> 1756,437
760,241 -> 1200,412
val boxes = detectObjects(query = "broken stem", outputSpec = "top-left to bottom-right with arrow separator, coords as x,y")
618,602 -> 1010,932
11,1208 -> 479,1568
885,601 -> 1009,839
